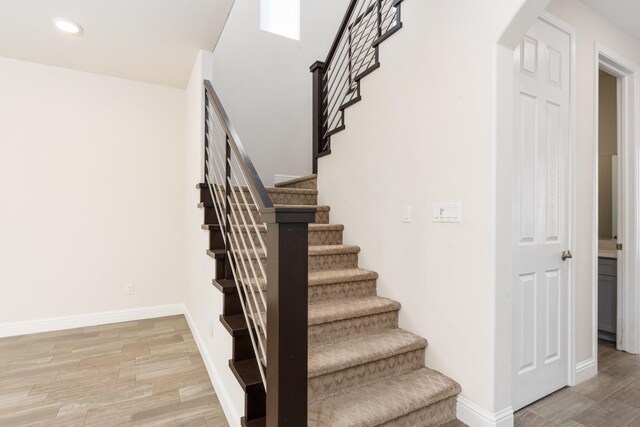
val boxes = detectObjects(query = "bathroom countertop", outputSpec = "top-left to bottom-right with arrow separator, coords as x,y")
598,250 -> 617,259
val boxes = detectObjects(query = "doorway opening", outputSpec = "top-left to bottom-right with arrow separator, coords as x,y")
595,45 -> 639,361
596,69 -> 619,347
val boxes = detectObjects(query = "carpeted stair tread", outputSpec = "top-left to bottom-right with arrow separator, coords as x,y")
308,328 -> 426,378
307,367 -> 461,426
309,268 -> 378,286
308,296 -> 400,326
274,174 -> 318,188
251,296 -> 399,330
310,245 -> 360,255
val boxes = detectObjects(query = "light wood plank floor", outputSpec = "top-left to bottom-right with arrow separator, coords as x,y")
515,340 -> 640,426
0,315 -> 228,426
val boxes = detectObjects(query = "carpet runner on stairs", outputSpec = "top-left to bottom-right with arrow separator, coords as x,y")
202,173 -> 461,426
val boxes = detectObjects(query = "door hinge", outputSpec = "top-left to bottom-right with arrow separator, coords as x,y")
617,243 -> 623,251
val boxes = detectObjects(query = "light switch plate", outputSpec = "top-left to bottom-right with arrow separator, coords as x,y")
432,202 -> 462,223
402,205 -> 412,223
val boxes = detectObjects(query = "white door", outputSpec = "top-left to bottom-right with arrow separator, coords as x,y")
512,16 -> 572,411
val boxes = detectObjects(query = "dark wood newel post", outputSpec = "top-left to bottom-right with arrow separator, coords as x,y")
310,61 -> 326,175
263,207 -> 315,427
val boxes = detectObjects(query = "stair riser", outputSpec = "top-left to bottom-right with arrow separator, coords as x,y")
255,310 -> 398,346
315,211 -> 330,225
232,207 -> 329,226
309,280 -> 377,303
268,192 -> 317,206
377,395 -> 458,427
231,188 -> 317,206
234,279 -> 377,304
244,229 -> 343,246
308,348 -> 425,402
246,252 -> 358,274
309,252 -> 358,271
277,179 -> 317,190
309,311 -> 398,345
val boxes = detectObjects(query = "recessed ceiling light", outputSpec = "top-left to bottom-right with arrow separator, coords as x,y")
53,18 -> 83,36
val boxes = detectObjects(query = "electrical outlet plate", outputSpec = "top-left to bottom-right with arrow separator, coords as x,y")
432,202 -> 462,223
125,283 -> 135,295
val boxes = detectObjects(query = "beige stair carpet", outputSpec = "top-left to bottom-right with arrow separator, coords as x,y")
261,175 -> 461,426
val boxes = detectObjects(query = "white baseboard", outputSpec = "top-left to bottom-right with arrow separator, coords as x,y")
274,174 -> 301,184
183,305 -> 240,427
574,358 -> 597,385
457,396 -> 514,427
0,304 -> 184,338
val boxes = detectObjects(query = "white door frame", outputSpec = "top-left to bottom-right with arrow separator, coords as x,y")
594,44 -> 640,355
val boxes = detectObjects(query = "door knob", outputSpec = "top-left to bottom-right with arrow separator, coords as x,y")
561,250 -> 573,261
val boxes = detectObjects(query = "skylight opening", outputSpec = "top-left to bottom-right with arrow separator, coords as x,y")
260,0 -> 300,41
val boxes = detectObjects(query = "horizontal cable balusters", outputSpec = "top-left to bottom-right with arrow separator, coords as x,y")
311,0 -> 404,172
204,86 -> 269,389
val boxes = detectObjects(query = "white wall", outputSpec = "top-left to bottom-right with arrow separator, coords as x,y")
183,50 -> 244,426
0,57 -> 185,326
544,0 -> 640,365
316,0 -> 529,421
211,0 -> 348,185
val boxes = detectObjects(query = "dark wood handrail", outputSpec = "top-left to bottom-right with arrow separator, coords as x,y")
204,80 -> 273,211
203,79 -> 314,426
324,0 -> 359,65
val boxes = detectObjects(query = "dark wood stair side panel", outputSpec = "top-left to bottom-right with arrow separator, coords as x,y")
230,359 -> 264,393
204,207 -> 218,225
220,314 -> 249,337
354,61 -> 381,82
213,278 -> 237,294
223,290 -> 242,317
326,124 -> 346,138
199,187 -> 213,205
372,22 -> 403,47
339,95 -> 362,111
245,390 -> 266,422
233,334 -> 257,362
207,249 -> 226,259
209,229 -> 224,251
241,416 -> 266,427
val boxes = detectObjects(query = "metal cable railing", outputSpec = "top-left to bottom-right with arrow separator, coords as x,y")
311,0 -> 403,173
204,82 -> 272,390
203,81 -> 314,425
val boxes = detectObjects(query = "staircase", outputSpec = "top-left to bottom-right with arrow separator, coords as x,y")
197,0 -> 462,424
198,174 -> 461,426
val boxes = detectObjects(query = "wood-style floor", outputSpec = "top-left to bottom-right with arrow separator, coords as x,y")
515,340 -> 640,426
0,315 -> 228,426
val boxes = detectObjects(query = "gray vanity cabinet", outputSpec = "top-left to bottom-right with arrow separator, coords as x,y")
598,257 -> 617,341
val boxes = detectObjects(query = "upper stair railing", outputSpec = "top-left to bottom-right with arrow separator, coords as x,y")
311,0 -> 403,173
203,80 -> 315,426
